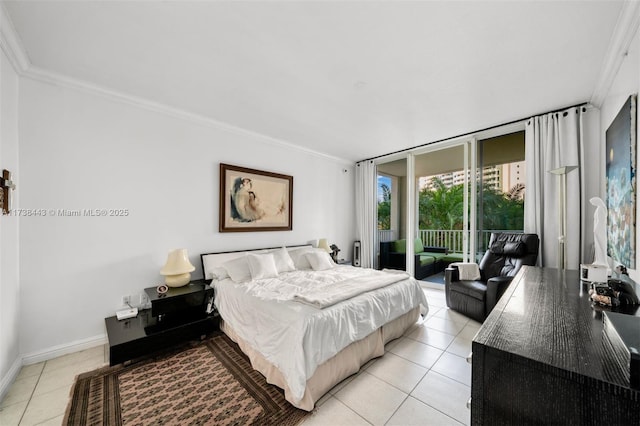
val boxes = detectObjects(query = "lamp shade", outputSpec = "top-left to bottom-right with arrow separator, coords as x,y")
160,249 -> 195,287
318,238 -> 331,253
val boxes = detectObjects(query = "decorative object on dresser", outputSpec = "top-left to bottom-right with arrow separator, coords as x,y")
160,248 -> 195,287
104,280 -> 217,366
445,232 -> 539,322
472,267 -> 640,425
219,163 -> 293,232
64,333 -> 309,426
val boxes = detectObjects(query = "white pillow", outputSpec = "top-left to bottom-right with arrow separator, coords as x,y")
289,247 -> 315,270
305,251 -> 335,271
221,255 -> 252,283
268,247 -> 296,273
210,267 -> 229,281
247,253 -> 279,280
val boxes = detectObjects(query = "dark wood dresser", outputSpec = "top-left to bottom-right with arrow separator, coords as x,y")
472,266 -> 640,425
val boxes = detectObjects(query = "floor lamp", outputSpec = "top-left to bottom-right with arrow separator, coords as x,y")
549,165 -> 578,269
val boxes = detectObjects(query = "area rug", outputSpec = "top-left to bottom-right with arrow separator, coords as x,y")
63,334 -> 309,425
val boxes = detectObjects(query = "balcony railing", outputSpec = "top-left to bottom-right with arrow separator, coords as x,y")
378,229 -> 518,254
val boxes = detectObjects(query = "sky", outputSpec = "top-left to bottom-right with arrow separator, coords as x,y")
377,175 -> 391,202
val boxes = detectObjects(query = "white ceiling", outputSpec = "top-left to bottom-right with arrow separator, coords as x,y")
2,1 -> 625,162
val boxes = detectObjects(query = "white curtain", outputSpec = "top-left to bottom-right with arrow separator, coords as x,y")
355,160 -> 377,268
524,107 -> 588,269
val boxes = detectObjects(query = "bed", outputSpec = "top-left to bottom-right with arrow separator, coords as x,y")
201,244 -> 429,411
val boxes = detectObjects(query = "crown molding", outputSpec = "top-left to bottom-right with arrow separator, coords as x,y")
590,1 -> 640,107
0,2 -> 30,73
0,3 -> 351,166
25,65 -> 352,165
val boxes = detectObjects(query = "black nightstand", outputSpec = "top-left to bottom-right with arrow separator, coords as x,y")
105,279 -> 218,366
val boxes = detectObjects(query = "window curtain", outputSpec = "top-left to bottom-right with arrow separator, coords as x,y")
355,160 -> 376,268
524,107 -> 588,269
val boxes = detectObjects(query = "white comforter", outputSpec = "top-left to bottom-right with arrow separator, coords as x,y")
213,266 -> 429,404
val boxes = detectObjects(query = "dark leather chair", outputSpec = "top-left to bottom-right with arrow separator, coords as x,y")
444,232 -> 539,322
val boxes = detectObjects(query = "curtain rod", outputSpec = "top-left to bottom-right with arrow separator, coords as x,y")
357,101 -> 590,164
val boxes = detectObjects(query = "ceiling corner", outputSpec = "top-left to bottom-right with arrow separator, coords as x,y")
590,0 -> 640,107
0,2 -> 31,73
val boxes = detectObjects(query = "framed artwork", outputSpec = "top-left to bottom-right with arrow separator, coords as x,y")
606,94 -> 637,269
219,163 -> 293,232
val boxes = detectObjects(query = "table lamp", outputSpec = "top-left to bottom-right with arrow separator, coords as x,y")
318,238 -> 331,253
160,248 -> 195,287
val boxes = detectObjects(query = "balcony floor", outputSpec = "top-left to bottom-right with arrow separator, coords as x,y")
421,271 -> 445,286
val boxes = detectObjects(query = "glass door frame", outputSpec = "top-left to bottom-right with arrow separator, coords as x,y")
412,138 -> 477,264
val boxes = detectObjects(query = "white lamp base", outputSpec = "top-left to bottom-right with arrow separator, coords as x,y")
165,273 -> 191,287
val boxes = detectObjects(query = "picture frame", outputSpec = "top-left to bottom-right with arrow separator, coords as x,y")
219,163 -> 293,232
606,94 -> 637,269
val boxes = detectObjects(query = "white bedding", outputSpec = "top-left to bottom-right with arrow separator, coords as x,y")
213,265 -> 428,404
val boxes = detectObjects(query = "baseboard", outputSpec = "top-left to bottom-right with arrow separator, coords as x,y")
0,357 -> 22,402
21,333 -> 107,366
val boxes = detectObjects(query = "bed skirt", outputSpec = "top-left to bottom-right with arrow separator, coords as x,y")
220,306 -> 421,411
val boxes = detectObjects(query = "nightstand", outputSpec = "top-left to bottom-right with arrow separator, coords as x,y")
336,259 -> 352,265
104,279 -> 218,366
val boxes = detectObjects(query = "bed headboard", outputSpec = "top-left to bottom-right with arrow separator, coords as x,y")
200,244 -> 313,281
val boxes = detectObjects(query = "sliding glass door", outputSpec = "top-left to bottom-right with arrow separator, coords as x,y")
414,139 -> 476,273
475,131 -> 526,258
374,127 -> 526,282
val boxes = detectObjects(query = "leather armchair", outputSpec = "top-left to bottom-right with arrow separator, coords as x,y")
445,232 -> 539,322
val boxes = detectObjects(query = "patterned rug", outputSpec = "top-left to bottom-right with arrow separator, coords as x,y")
63,334 -> 309,425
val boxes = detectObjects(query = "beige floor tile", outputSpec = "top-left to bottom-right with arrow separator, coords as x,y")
0,400 -> 28,426
42,345 -> 104,374
301,396 -> 369,426
425,297 -> 447,309
411,371 -> 470,425
0,375 -> 38,408
334,372 -> 407,425
407,325 -> 456,350
34,414 -> 64,425
365,352 -> 427,394
446,335 -> 473,358
387,396 -> 464,426
432,308 -> 471,325
458,323 -> 481,340
18,387 -> 70,426
388,337 -> 443,369
424,306 -> 440,318
16,363 -> 44,381
424,316 -> 467,336
431,352 -> 471,386
33,356 -> 104,397
328,374 -> 356,395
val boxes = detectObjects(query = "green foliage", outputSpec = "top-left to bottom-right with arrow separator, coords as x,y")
419,178 -> 524,231
419,179 -> 464,230
378,183 -> 391,230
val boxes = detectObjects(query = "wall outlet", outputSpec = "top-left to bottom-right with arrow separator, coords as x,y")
139,292 -> 149,308
121,295 -> 130,307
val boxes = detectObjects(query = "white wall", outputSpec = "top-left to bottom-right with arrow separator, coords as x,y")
0,44 -> 20,384
17,78 -> 356,357
599,27 -> 640,281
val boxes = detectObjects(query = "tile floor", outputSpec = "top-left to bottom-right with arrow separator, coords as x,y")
0,286 -> 478,426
